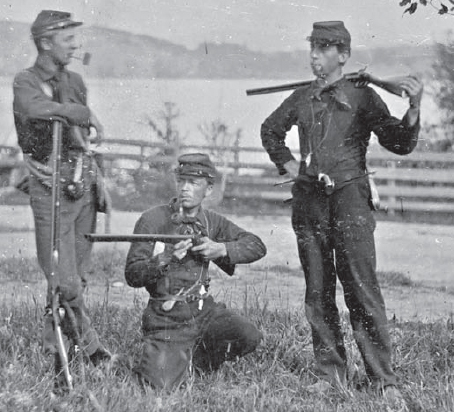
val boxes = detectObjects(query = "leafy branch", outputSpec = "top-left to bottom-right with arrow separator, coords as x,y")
399,0 -> 454,15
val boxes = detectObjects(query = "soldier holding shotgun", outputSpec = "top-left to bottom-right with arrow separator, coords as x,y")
259,21 -> 422,405
124,153 -> 266,390
12,10 -> 112,390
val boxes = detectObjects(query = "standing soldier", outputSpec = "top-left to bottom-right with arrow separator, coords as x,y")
125,153 -> 266,390
260,21 -> 423,406
13,10 -> 112,389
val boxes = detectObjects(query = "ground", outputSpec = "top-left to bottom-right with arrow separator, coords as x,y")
1,205 -> 454,322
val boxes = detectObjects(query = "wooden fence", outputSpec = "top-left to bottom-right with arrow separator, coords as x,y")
1,139 -> 454,215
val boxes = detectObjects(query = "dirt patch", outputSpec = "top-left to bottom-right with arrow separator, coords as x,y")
1,205 -> 454,322
2,265 -> 454,323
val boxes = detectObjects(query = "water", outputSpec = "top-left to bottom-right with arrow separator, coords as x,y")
1,76 -> 301,165
0,75 -> 433,163
85,77 -> 302,161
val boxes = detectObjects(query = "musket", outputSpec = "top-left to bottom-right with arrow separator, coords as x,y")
85,233 -> 196,243
49,53 -> 96,395
246,71 -> 409,98
49,106 -> 73,390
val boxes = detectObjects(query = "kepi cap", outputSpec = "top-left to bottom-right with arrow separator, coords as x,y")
307,21 -> 351,48
31,10 -> 82,38
174,153 -> 217,181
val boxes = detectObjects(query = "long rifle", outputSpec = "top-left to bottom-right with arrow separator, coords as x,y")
49,110 -> 73,390
49,54 -> 97,395
246,71 -> 409,98
85,233 -> 195,243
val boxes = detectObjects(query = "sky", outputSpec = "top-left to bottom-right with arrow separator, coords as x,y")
1,0 -> 453,52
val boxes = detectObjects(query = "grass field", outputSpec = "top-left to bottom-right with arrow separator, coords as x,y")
1,249 -> 454,412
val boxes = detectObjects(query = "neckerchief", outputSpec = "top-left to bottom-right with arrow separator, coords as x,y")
310,80 -> 352,111
169,198 -> 208,237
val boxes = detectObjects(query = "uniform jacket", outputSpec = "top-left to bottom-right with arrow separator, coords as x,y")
261,77 -> 420,183
13,58 -> 91,163
125,199 -> 267,297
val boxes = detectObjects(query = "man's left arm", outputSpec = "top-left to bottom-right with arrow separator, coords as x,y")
88,111 -> 104,144
191,214 -> 267,275
13,70 -> 91,127
367,76 -> 423,155
398,75 -> 424,128
73,72 -> 105,143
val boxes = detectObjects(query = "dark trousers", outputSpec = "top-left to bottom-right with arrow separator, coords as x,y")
136,296 -> 262,390
291,178 -> 397,388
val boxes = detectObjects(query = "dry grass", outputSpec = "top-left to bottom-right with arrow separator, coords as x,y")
1,251 -> 454,411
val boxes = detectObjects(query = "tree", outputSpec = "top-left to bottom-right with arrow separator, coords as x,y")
197,119 -> 242,206
197,119 -> 241,165
433,34 -> 454,120
398,1 -> 454,150
147,101 -> 184,159
399,0 -> 454,15
431,32 -> 454,149
132,102 -> 185,206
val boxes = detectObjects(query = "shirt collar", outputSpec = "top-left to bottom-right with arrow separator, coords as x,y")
33,55 -> 64,82
310,77 -> 351,111
169,197 -> 206,224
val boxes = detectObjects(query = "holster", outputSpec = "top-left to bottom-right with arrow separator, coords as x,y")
368,174 -> 380,211
60,152 -> 91,201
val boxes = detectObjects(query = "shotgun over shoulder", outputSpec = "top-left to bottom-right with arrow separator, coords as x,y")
246,71 -> 408,98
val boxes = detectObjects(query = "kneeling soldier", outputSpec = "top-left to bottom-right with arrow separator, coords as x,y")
125,153 -> 267,390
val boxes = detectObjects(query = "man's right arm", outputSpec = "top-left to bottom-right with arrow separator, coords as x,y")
124,214 -> 168,288
13,70 -> 91,126
124,211 -> 190,289
260,92 -> 299,175
125,242 -> 171,289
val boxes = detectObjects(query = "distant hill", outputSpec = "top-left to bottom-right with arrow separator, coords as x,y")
0,20 -> 436,79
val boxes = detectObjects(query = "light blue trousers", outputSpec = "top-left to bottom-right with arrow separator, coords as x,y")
29,174 -> 102,356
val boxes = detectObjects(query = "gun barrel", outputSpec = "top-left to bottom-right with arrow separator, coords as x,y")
246,72 -> 406,98
85,233 -> 194,243
246,80 -> 312,96
246,72 -> 363,96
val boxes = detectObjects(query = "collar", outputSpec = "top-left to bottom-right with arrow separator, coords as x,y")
310,77 -> 351,111
33,55 -> 65,82
169,198 -> 206,226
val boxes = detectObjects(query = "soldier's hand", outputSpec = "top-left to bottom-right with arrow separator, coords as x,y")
191,237 -> 227,260
89,113 -> 104,145
401,75 -> 423,108
401,75 -> 423,127
283,159 -> 300,180
172,239 -> 193,260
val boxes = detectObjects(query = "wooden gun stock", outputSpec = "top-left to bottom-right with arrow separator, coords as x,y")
85,233 -> 195,243
246,71 -> 408,98
345,72 -> 408,98
51,292 -> 73,390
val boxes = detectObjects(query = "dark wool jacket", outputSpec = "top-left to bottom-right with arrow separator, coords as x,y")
261,77 -> 420,183
13,59 -> 91,163
125,200 -> 267,297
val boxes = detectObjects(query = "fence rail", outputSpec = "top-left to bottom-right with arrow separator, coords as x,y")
1,139 -> 454,215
